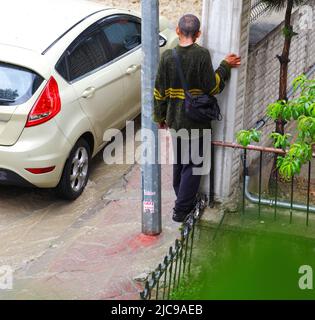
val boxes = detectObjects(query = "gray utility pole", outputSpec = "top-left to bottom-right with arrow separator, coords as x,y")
141,0 -> 162,235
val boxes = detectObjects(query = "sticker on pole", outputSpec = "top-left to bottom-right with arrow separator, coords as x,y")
144,191 -> 156,196
143,201 -> 155,214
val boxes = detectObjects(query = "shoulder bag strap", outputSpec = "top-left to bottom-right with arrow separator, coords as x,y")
172,48 -> 189,93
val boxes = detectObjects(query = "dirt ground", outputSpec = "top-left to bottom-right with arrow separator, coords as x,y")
94,0 -> 284,45
94,0 -> 202,25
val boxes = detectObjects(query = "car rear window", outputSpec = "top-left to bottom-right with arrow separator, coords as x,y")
0,62 -> 44,106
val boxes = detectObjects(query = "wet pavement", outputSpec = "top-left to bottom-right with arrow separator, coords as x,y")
0,119 -> 179,299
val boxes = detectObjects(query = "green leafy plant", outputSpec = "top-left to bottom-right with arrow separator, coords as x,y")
236,129 -> 261,147
270,133 -> 291,149
237,76 -> 315,180
276,156 -> 301,181
277,143 -> 312,180
267,100 -> 286,120
298,116 -> 315,141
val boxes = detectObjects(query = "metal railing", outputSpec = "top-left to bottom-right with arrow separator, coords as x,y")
212,141 -> 315,226
140,196 -> 207,300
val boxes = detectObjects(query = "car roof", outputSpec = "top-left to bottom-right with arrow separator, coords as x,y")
0,0 -> 111,54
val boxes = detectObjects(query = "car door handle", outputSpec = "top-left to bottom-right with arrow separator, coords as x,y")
81,87 -> 96,99
126,65 -> 139,75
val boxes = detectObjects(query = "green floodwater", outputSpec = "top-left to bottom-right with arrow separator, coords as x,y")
172,214 -> 315,300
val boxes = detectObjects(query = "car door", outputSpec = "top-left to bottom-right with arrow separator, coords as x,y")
100,15 -> 142,124
60,24 -> 125,148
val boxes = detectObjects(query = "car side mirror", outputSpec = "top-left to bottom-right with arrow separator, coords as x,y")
159,35 -> 167,47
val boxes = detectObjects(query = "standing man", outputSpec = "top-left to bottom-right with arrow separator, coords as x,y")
154,14 -> 241,222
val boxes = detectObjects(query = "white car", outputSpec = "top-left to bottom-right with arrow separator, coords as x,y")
0,0 -> 177,199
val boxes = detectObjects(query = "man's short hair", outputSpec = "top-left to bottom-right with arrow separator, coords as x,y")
178,14 -> 201,38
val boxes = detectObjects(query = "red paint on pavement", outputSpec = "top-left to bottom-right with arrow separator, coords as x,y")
127,233 -> 160,252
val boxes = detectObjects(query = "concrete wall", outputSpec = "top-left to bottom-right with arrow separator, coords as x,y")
201,0 -> 252,206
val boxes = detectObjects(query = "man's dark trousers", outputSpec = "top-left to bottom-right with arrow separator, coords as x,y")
172,135 -> 204,213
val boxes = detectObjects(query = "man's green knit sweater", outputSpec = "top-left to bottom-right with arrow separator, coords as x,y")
153,43 -> 231,131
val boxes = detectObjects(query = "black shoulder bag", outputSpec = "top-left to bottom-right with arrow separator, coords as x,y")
172,48 -> 222,123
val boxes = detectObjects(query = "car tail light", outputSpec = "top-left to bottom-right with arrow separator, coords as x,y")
25,166 -> 56,174
25,77 -> 61,127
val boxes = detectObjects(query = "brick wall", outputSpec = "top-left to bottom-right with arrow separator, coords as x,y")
220,1 -> 315,205
244,1 -> 315,148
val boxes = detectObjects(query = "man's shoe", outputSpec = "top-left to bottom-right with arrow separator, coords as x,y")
172,209 -> 191,223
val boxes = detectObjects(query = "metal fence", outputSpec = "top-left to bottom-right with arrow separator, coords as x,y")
212,141 -> 315,226
140,196 -> 207,300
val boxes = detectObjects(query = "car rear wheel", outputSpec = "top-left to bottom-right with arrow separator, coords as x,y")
56,139 -> 91,200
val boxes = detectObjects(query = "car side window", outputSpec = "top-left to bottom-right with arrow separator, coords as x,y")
55,56 -> 69,81
67,31 -> 109,81
56,28 -> 110,82
101,18 -> 141,59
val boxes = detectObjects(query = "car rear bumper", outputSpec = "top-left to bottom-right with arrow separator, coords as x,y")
0,168 -> 35,187
0,120 -> 72,188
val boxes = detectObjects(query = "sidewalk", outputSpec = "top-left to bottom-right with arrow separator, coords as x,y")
1,164 -> 179,300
